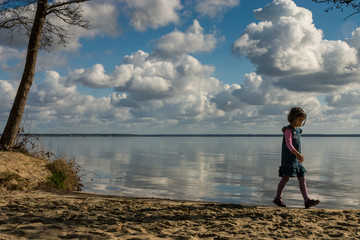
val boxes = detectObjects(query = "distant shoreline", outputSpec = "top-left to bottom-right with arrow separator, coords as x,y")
11,133 -> 360,137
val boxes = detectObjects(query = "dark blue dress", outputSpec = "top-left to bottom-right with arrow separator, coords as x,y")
278,125 -> 307,177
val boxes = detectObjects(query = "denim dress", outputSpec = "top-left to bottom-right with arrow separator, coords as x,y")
278,125 -> 307,177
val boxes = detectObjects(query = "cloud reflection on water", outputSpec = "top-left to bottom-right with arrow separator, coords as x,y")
47,136 -> 360,209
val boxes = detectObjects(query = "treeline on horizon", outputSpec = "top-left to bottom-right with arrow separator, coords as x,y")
6,133 -> 360,137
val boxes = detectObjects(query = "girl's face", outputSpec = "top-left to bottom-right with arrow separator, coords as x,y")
292,116 -> 305,128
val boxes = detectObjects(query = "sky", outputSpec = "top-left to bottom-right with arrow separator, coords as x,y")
1,0 -> 360,134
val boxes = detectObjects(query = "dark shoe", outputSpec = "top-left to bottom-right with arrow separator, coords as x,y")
273,198 -> 286,207
305,199 -> 320,209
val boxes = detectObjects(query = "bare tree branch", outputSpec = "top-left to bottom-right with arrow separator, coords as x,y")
47,0 -> 89,12
313,0 -> 360,19
47,4 -> 89,29
1,0 -> 90,49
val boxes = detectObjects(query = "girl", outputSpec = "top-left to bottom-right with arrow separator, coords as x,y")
273,107 -> 320,209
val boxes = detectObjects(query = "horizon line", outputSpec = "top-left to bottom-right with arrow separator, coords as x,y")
11,133 -> 360,137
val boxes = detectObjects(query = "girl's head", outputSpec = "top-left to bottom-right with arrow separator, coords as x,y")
287,107 -> 307,127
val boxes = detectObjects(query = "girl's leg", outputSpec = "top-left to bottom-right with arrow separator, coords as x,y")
275,176 -> 289,199
297,176 -> 310,202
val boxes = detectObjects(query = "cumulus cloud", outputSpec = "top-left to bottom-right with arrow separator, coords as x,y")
64,20 -> 226,127
233,0 -> 322,75
210,84 -> 242,111
231,73 -> 270,105
325,86 -> 360,108
195,0 -> 240,18
0,46 -> 25,72
25,71 -> 130,129
232,0 -> 360,92
212,72 -> 321,113
46,1 -> 121,52
0,29 -> 29,49
124,0 -> 182,31
81,2 -> 121,37
154,20 -> 218,58
69,20 -> 222,107
16,66 -> 225,132
71,50 -> 221,105
29,71 -> 77,105
0,80 -> 16,114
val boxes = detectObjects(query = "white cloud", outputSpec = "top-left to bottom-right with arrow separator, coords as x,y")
0,80 -> 16,113
17,66 -> 225,133
232,73 -> 270,105
210,84 -> 242,111
82,2 -> 121,37
154,19 -> 218,58
0,46 -> 25,74
64,20 -> 226,128
233,0 -> 323,75
47,1 -> 121,52
72,50 -> 221,104
124,0 -> 182,31
326,85 -> 360,108
0,29 -> 29,48
232,0 -> 360,92
212,72 -> 321,113
70,20 -> 222,107
195,0 -> 240,18
30,71 -> 77,105
24,71 -> 130,130
69,64 -> 113,89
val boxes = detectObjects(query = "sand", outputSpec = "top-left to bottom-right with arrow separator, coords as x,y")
1,152 -> 360,239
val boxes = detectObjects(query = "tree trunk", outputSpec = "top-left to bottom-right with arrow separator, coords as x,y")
0,0 -> 48,150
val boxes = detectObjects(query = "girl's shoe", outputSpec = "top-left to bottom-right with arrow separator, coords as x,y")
305,199 -> 320,209
273,198 -> 286,207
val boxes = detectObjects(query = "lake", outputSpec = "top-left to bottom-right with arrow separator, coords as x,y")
42,136 -> 360,209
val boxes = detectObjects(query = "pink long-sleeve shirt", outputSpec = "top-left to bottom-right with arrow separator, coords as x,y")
284,128 -> 296,152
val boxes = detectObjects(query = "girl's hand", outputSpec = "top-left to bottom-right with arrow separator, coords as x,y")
292,150 -> 304,163
297,154 -> 304,163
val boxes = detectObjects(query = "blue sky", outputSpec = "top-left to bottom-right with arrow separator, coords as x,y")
1,0 -> 360,134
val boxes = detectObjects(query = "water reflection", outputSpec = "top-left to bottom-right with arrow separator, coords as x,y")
45,136 -> 360,209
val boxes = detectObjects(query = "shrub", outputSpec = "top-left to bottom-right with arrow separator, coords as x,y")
46,157 -> 83,191
9,122 -> 83,192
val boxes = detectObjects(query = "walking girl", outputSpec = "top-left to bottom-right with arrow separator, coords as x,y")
273,107 -> 320,208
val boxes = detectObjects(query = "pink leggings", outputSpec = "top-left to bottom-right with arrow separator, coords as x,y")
276,176 -> 309,202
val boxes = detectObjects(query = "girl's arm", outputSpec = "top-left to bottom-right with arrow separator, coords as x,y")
284,129 -> 295,152
284,128 -> 304,162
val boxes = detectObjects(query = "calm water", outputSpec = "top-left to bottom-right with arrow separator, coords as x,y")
43,136 -> 360,209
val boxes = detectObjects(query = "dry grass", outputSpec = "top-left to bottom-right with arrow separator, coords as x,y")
0,171 -> 24,190
0,127 -> 83,192
46,157 -> 82,191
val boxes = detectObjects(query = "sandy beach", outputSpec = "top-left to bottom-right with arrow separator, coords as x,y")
1,152 -> 360,239
1,189 -> 360,239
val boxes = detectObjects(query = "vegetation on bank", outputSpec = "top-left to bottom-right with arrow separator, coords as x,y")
0,171 -> 24,191
0,129 -> 82,192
